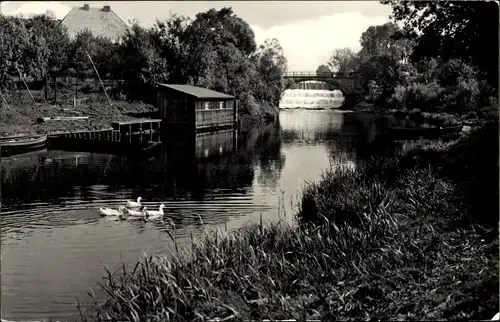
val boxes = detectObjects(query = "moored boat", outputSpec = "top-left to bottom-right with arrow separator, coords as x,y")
0,134 -> 48,157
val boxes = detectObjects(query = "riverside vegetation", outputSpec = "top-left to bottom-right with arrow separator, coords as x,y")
0,7 -> 287,136
319,1 -> 498,129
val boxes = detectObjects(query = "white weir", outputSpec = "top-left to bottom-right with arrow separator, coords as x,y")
279,81 -> 345,110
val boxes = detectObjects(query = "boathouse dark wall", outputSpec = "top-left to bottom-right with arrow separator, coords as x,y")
156,84 -> 237,132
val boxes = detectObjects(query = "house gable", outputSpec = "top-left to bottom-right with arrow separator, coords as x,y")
60,4 -> 129,43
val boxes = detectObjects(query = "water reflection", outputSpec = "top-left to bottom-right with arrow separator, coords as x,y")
1,110 -> 423,321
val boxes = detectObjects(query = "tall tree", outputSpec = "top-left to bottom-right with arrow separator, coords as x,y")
186,7 -> 257,55
359,22 -> 413,63
67,30 -> 98,79
327,48 -> 360,75
153,15 -> 190,84
252,38 -> 288,107
181,7 -> 258,87
0,16 -> 31,87
382,0 -> 499,90
24,12 -> 71,74
119,23 -> 168,86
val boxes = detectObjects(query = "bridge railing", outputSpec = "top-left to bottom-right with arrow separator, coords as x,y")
284,71 -> 357,78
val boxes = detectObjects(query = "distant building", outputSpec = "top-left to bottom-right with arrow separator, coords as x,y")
60,4 -> 129,43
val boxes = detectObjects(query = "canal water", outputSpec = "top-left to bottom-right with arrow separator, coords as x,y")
1,110 -> 410,321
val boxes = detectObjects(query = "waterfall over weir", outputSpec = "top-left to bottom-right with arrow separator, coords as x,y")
279,81 -> 345,110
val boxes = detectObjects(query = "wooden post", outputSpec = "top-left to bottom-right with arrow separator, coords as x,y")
16,66 -> 36,105
85,50 -> 112,106
233,100 -> 238,129
44,73 -> 48,101
53,74 -> 57,104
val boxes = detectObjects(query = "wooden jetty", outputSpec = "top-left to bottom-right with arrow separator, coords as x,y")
111,119 -> 162,135
110,119 -> 162,143
47,119 -> 163,157
156,83 -> 237,133
54,128 -> 118,141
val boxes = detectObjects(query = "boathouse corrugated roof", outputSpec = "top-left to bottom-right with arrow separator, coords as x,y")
60,4 -> 129,42
156,84 -> 235,100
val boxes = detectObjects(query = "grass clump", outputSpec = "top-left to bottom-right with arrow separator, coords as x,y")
79,121 -> 498,321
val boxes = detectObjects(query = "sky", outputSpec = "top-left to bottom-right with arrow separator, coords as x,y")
0,1 -> 391,71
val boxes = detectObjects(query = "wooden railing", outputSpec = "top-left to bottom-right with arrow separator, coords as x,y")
284,72 -> 357,78
53,129 -> 120,141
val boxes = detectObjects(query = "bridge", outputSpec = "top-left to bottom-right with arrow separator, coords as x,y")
283,72 -> 357,95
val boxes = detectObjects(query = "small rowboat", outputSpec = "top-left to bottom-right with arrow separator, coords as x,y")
0,134 -> 48,157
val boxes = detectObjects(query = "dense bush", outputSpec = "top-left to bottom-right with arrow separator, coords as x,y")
383,59 -> 483,115
335,0 -> 496,116
301,120 -> 499,229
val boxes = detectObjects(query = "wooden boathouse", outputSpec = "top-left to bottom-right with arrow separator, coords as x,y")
156,84 -> 237,132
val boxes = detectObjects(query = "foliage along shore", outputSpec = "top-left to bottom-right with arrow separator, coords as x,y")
77,117 -> 498,321
1,7 -> 285,137
0,90 -> 269,138
338,100 -> 493,130
318,1 -> 497,132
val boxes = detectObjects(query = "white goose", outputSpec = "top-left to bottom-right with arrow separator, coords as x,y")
126,197 -> 142,209
123,207 -> 144,217
143,204 -> 166,221
99,205 -> 127,216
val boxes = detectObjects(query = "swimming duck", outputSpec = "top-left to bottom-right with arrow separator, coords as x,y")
143,204 -> 165,221
126,197 -> 142,209
99,205 -> 126,216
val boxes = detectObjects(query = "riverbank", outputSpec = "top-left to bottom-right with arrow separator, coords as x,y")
339,100 -> 495,129
78,119 -> 498,320
0,94 -> 155,138
0,90 -> 275,137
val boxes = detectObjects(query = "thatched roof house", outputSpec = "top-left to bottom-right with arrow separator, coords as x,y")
60,4 -> 129,43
